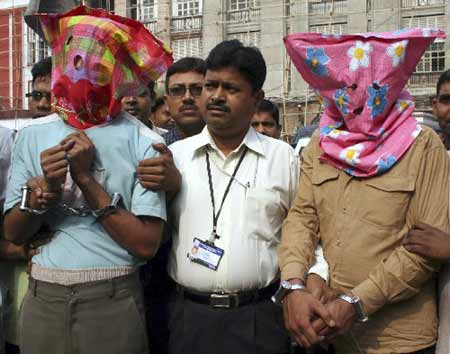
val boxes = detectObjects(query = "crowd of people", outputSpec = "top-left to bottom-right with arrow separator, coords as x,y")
1,5 -> 450,354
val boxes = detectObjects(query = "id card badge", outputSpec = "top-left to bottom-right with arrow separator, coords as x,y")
187,238 -> 224,271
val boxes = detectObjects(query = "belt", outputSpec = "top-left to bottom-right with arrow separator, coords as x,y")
178,281 -> 279,309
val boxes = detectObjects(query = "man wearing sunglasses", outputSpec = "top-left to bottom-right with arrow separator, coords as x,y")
26,57 -> 52,119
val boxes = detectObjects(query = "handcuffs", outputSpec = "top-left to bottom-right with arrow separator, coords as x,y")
20,185 -> 121,219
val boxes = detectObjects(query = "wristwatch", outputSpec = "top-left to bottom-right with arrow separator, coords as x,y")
271,280 -> 306,305
337,294 -> 369,323
92,193 -> 122,219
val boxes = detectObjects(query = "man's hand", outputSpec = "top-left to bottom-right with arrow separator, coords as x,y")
306,273 -> 337,304
283,287 -> 335,348
27,176 -> 61,210
136,143 -> 181,194
403,223 -> 450,261
61,132 -> 95,184
0,240 -> 38,262
40,144 -> 70,192
326,297 -> 357,337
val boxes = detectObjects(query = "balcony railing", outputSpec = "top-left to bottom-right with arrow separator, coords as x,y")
309,0 -> 347,15
143,20 -> 158,34
407,72 -> 441,88
401,0 -> 444,7
171,15 -> 202,33
226,7 -> 261,24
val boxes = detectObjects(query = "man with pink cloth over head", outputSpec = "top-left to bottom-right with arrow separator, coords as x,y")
278,28 -> 450,354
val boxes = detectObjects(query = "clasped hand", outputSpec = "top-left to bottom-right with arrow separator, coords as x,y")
34,131 -> 95,209
283,275 -> 357,348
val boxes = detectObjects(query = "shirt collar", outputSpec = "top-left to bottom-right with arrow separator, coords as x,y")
191,126 -> 266,158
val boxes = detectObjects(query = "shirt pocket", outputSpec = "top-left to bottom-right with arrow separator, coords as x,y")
361,176 -> 414,228
312,167 -> 339,214
244,188 -> 283,243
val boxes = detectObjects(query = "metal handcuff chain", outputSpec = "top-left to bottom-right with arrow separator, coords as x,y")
20,185 -> 121,218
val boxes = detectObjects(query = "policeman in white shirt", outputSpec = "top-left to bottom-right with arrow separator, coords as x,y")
147,40 -> 328,354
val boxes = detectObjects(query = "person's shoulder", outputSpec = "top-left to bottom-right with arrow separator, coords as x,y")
0,126 -> 14,141
414,124 -> 444,150
119,111 -> 165,145
16,113 -> 62,136
256,133 -> 295,157
169,134 -> 199,155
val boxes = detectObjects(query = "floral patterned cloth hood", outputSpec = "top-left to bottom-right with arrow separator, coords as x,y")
38,6 -> 173,130
284,28 -> 445,177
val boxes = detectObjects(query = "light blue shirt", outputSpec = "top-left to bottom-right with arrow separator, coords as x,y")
4,113 -> 166,269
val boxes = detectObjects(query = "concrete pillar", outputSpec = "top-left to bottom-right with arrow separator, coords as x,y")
371,0 -> 400,32
260,0 -> 284,98
289,0 -> 309,100
157,0 -> 171,45
202,0 -> 223,57
347,0 -> 367,33
114,0 -> 127,16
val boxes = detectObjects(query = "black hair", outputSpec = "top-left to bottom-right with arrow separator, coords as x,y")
437,69 -> 450,96
256,99 -> 280,127
151,96 -> 165,113
205,39 -> 266,93
165,57 -> 206,93
148,81 -> 156,99
31,57 -> 52,85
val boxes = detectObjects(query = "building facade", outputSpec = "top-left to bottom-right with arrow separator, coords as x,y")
112,0 -> 450,133
0,0 -> 449,134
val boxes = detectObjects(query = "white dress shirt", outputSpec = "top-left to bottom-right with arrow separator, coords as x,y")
168,126 -> 327,292
0,127 -> 14,209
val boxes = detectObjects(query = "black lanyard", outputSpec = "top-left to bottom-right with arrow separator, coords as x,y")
205,146 -> 248,243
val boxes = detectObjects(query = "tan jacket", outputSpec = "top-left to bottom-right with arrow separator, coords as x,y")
279,126 -> 450,354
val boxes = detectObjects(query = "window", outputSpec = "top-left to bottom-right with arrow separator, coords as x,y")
141,0 -> 156,21
227,31 -> 260,47
309,0 -> 348,15
27,27 -> 50,65
172,0 -> 202,17
171,37 -> 203,60
415,41 -> 445,73
229,0 -> 258,11
128,0 -> 156,22
309,23 -> 348,35
400,14 -> 445,30
401,0 -> 444,7
88,0 -> 115,12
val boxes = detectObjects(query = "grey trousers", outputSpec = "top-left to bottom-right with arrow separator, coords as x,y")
168,292 -> 291,354
20,272 -> 149,354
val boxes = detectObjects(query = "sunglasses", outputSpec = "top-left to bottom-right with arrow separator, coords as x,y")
437,94 -> 450,104
168,84 -> 203,97
26,90 -> 51,101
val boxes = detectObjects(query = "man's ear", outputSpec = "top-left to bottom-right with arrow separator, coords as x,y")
432,96 -> 438,116
255,89 -> 265,104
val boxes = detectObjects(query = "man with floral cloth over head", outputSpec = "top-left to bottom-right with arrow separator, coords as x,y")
278,29 -> 450,354
2,6 -> 173,354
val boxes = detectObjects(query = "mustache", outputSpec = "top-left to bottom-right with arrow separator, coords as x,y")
206,102 -> 230,112
180,105 -> 198,111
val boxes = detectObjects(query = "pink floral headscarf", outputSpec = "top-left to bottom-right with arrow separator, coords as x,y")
285,28 -> 445,177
